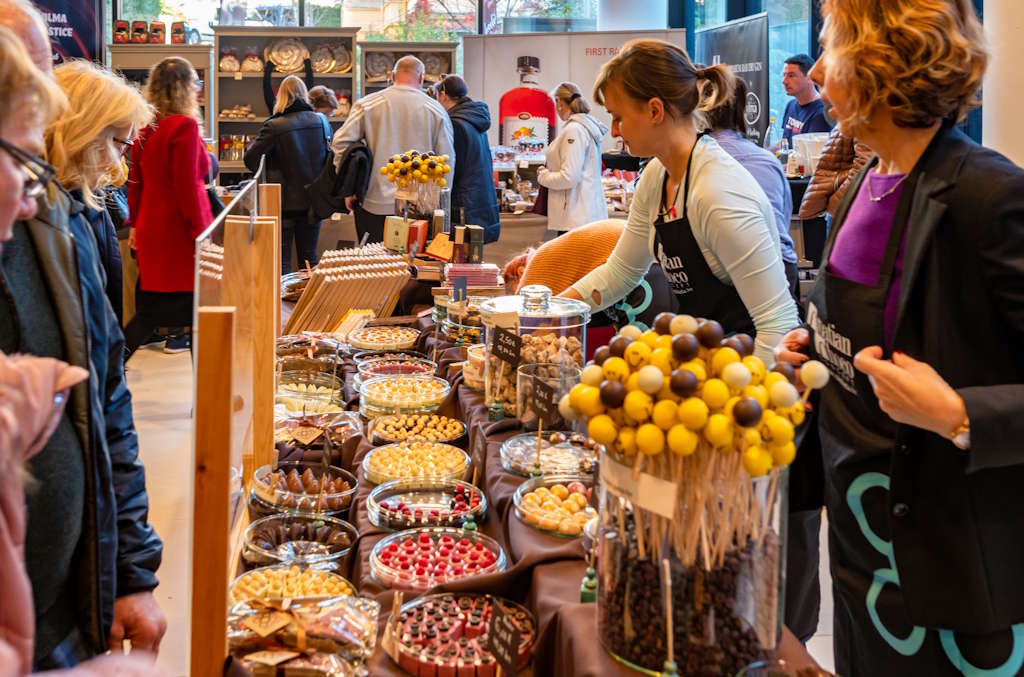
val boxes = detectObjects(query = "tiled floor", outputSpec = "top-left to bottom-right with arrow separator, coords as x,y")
130,337 -> 837,677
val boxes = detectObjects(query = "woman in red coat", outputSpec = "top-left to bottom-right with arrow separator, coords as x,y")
125,56 -> 212,357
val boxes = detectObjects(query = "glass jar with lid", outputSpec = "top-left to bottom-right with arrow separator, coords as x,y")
441,295 -> 487,345
480,285 -> 589,417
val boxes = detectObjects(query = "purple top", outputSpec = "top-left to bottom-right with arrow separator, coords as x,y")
827,171 -> 908,348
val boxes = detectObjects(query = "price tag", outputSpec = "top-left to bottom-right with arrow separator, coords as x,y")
244,650 -> 300,666
519,159 -> 529,170
470,423 -> 487,479
241,611 -> 293,638
600,454 -> 679,519
452,276 -> 468,302
532,378 -> 557,426
487,601 -> 521,676
491,328 -> 522,367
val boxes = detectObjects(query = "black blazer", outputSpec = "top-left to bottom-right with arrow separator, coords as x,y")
244,100 -> 331,214
822,122 -> 1024,633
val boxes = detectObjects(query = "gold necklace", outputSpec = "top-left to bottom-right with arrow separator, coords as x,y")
867,172 -> 908,202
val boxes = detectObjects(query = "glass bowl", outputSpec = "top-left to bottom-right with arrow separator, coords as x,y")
229,563 -> 356,604
513,474 -> 596,538
366,479 -> 486,530
251,461 -> 357,515
276,371 -> 342,413
499,431 -> 600,477
352,349 -> 430,367
371,414 -> 466,444
357,356 -> 435,381
348,326 -> 420,351
241,513 -> 357,570
358,375 -> 450,418
362,441 -> 468,485
370,527 -> 507,591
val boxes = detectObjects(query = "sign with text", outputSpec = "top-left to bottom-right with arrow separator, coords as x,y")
33,1 -> 104,64
531,377 -> 557,426
480,0 -> 500,35
451,276 -> 468,302
487,601 -> 521,676
695,13 -> 770,144
491,328 -> 521,367
600,453 -> 679,519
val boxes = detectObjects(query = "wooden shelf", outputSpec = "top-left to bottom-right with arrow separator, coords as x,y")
219,116 -> 347,123
357,39 -> 457,100
219,160 -> 248,172
217,71 -> 352,79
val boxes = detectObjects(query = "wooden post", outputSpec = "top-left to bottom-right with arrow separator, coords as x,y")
190,307 -> 235,677
224,215 -> 256,482
259,183 -> 282,336
251,215 -> 279,474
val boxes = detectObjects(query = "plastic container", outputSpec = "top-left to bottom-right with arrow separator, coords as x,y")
357,356 -> 435,380
369,527 -> 507,591
499,431 -> 599,477
241,513 -> 357,570
513,474 -> 595,538
352,349 -> 429,366
386,593 -> 536,675
481,285 -> 589,416
275,335 -> 345,379
516,362 -> 581,426
432,293 -> 449,325
371,413 -> 466,444
273,411 -> 362,448
366,479 -> 486,530
250,461 -> 357,517
463,343 -> 486,391
276,371 -> 342,413
347,326 -> 420,351
597,449 -> 788,676
441,295 -> 486,345
230,563 -> 356,604
358,375 -> 450,419
362,441 -> 468,485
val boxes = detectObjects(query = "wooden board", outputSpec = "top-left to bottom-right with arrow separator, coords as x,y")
251,212 -> 279,474
224,216 -> 256,481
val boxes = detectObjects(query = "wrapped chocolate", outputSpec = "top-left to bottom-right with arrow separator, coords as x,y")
237,651 -> 355,677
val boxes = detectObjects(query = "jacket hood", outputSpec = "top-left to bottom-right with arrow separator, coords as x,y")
569,113 -> 608,144
449,99 -> 491,133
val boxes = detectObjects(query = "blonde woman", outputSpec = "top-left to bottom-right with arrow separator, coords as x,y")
45,59 -> 152,323
245,74 -> 331,272
772,0 -> 1024,673
125,56 -> 212,357
537,82 -> 608,232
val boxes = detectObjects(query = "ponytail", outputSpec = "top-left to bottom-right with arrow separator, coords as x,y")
695,63 -> 736,113
554,81 -> 591,114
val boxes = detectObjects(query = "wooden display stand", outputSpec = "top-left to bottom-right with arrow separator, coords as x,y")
358,40 -> 457,99
189,176 -> 281,674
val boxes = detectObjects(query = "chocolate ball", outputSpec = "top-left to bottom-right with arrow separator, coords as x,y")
669,369 -> 698,398
772,361 -> 797,384
735,333 -> 755,357
721,336 -> 744,355
653,312 -> 676,336
600,380 -> 627,408
592,346 -> 611,366
732,397 -> 763,428
671,333 -> 700,362
696,321 -> 724,349
609,335 -> 634,358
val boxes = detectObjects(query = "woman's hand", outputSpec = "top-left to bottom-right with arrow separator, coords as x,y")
775,327 -> 810,368
854,346 -> 967,437
537,166 -> 547,174
128,227 -> 136,250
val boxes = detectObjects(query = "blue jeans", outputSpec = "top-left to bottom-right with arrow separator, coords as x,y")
281,216 -> 322,274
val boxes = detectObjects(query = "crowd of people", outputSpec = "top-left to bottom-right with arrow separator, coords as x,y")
1,0 -> 1022,674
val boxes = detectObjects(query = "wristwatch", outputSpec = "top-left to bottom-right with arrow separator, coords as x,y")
949,418 -> 970,450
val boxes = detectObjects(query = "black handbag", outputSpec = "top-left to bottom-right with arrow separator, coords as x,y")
531,185 -> 548,216
207,185 -> 225,217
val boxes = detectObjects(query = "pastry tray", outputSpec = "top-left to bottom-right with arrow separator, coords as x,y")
366,479 -> 486,530
370,528 -> 506,592
242,513 -> 357,569
499,431 -> 599,477
362,442 -> 468,485
512,474 -> 596,538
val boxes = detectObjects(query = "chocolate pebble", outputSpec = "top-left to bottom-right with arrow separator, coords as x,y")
316,525 -> 332,542
592,346 -> 611,366
735,333 -> 755,357
609,335 -> 633,358
672,333 -> 700,362
696,320 -> 724,349
772,361 -> 796,384
670,369 -> 698,397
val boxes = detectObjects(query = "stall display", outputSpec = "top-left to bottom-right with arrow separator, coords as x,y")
513,475 -> 595,538
357,356 -> 436,381
276,371 -> 342,412
284,258 -> 408,334
559,315 -> 829,675
481,285 -> 589,416
242,514 -> 357,570
371,414 -> 466,444
370,528 -> 506,591
362,441 -> 468,485
383,594 -> 536,675
230,564 -> 356,603
250,461 -> 357,518
516,362 -> 581,428
220,104 -> 256,120
359,376 -> 450,419
358,41 -> 457,98
441,295 -> 486,345
383,149 -> 453,223
367,479 -> 486,530
499,431 -> 599,477
276,333 -> 346,376
463,344 -> 486,392
353,349 -> 430,367
272,412 -> 361,449
348,326 -> 421,352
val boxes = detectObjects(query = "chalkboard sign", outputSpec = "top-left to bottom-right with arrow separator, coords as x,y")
532,378 -> 557,426
452,276 -> 468,302
491,328 -> 522,367
487,600 -> 521,675
470,423 -> 487,480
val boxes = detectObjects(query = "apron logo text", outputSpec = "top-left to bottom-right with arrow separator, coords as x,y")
657,242 -> 693,295
807,301 -> 856,393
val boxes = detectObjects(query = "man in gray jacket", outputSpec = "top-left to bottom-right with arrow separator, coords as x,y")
333,55 -> 455,242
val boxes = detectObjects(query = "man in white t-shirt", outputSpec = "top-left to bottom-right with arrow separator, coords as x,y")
333,55 -> 455,242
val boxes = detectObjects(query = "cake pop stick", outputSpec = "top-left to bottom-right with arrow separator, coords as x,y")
800,360 -> 830,405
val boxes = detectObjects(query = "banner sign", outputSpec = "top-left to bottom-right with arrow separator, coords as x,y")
33,0 -> 104,64
695,13 -> 770,144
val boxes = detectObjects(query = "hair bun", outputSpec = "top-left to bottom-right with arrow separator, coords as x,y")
696,67 -> 709,79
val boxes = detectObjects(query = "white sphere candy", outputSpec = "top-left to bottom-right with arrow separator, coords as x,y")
558,393 -> 576,421
618,324 -> 644,341
637,365 -> 665,395
722,362 -> 752,390
581,364 -> 605,387
669,314 -> 699,336
801,360 -> 831,390
770,381 -> 800,409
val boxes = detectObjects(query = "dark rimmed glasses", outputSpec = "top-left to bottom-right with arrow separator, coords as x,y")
0,137 -> 56,199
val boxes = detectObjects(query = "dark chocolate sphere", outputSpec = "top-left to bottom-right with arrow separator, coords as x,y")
696,320 -> 724,349
653,312 -> 676,336
772,361 -> 797,384
721,336 -> 744,355
600,380 -> 627,408
669,369 -> 698,398
735,333 -> 755,357
732,397 -> 763,428
592,346 -> 611,366
609,335 -> 633,358
671,333 -> 700,362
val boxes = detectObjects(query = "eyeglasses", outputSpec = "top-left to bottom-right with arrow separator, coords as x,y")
0,137 -> 56,199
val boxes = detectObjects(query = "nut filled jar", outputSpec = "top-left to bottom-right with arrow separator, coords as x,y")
480,285 -> 589,417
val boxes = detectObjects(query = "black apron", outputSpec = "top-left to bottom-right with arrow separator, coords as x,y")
807,172 -> 1024,676
652,134 -> 754,337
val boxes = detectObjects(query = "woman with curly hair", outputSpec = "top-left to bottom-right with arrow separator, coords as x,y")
774,1 -> 1024,674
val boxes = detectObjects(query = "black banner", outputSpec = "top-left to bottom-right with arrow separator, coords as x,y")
694,13 -> 770,145
33,0 -> 104,64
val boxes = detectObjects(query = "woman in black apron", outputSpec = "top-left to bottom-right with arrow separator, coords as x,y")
776,1 -> 1024,674
562,39 -> 799,365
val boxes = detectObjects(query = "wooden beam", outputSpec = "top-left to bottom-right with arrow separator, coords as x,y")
190,307 -> 235,677
259,183 -> 283,336
251,215 -> 279,474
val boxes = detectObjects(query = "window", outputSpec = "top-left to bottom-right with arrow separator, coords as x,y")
765,0 -> 810,136
116,0 -> 222,40
352,1 -> 478,41
494,0 -> 598,33
218,1 -> 299,27
694,0 -> 727,31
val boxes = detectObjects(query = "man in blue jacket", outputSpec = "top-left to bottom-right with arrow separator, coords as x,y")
0,0 -> 164,667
